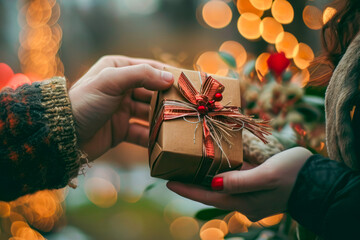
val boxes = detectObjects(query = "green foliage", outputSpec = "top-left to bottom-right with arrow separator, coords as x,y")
219,51 -> 237,68
194,208 -> 231,221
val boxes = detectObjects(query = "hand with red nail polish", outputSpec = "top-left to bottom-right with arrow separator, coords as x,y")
167,147 -> 312,222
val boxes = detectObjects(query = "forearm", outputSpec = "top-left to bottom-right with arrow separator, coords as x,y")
0,78 -> 83,201
288,154 -> 360,239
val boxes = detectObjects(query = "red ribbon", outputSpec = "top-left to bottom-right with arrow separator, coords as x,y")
149,72 -> 270,184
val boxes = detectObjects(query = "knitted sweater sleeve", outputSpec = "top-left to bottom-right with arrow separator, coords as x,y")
0,77 -> 83,201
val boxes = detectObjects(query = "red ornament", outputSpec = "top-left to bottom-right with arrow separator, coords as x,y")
197,105 -> 208,115
214,93 -> 223,101
267,52 -> 290,77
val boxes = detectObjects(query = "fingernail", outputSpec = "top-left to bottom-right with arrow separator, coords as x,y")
211,177 -> 223,191
161,71 -> 173,82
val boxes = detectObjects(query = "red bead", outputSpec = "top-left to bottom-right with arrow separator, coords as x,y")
197,105 -> 208,115
214,93 -> 223,101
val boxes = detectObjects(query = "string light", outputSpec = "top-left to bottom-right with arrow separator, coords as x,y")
18,0 -> 64,80
219,41 -> 247,68
303,5 -> 323,30
237,13 -> 262,40
202,0 -> 232,29
271,0 -> 294,24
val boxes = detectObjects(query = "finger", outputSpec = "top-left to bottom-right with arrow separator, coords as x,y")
214,167 -> 276,194
125,123 -> 149,147
131,101 -> 150,121
241,161 -> 258,170
132,88 -> 153,103
85,56 -> 170,77
166,182 -> 248,211
95,64 -> 174,96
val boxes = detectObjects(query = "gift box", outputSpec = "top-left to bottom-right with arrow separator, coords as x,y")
148,67 -> 270,185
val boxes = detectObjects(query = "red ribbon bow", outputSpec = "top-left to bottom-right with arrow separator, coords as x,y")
149,72 -> 270,184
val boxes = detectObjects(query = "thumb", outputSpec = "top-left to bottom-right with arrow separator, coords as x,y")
212,166 -> 276,194
95,64 -> 174,96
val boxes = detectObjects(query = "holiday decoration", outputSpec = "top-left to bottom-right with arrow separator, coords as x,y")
149,67 -> 270,185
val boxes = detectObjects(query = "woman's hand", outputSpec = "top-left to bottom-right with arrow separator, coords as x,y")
69,56 -> 174,161
167,147 -> 312,221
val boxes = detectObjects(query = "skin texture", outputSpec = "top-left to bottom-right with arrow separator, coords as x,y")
69,56 -> 174,161
167,147 -> 312,221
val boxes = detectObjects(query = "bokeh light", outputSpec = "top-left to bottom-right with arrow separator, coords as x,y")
200,219 -> 228,236
293,43 -> 315,69
195,51 -> 228,75
292,68 -> 310,87
255,53 -> 271,80
219,41 -> 247,68
237,0 -> 264,17
169,216 -> 199,240
323,7 -> 337,24
0,202 -> 11,218
249,0 -> 272,11
85,177 -> 118,208
260,17 -> 284,44
271,0 -> 294,24
303,5 -> 323,30
200,228 -> 224,240
18,0 -> 64,79
227,212 -> 252,234
202,0 -> 232,29
256,214 -> 284,227
237,13 -> 261,40
275,32 -> 298,58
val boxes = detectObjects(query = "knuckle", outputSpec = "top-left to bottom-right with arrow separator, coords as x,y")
99,55 -> 112,63
140,64 -> 154,79
226,174 -> 242,192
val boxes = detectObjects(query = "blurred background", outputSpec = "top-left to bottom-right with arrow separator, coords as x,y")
0,0 -> 333,239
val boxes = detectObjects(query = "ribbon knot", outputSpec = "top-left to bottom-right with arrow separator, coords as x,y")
149,72 -> 271,184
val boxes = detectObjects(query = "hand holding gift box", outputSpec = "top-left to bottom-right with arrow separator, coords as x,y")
149,67 -> 270,185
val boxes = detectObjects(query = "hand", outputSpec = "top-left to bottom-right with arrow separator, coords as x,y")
167,147 -> 312,221
69,56 -> 174,161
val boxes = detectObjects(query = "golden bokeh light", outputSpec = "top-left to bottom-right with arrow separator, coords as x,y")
11,221 -> 29,236
200,228 -> 224,240
237,0 -> 263,17
292,68 -> 310,87
219,41 -> 247,68
200,219 -> 228,236
256,214 -> 284,227
19,0 -> 64,79
227,212 -> 252,234
0,201 -> 11,218
303,5 -> 323,30
170,217 -> 199,240
275,32 -> 299,58
323,7 -> 337,24
250,0 -> 272,11
237,13 -> 261,40
260,17 -> 284,44
271,0 -> 294,24
85,177 -> 118,208
255,53 -> 271,80
202,0 -> 232,29
293,43 -> 315,69
195,51 -> 228,75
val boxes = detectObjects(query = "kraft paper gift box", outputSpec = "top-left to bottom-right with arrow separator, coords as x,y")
148,66 -> 268,185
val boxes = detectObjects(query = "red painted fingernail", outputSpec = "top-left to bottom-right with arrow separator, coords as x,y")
211,177 -> 223,191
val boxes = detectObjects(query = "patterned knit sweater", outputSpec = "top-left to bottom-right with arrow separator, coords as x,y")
0,77 -> 82,201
